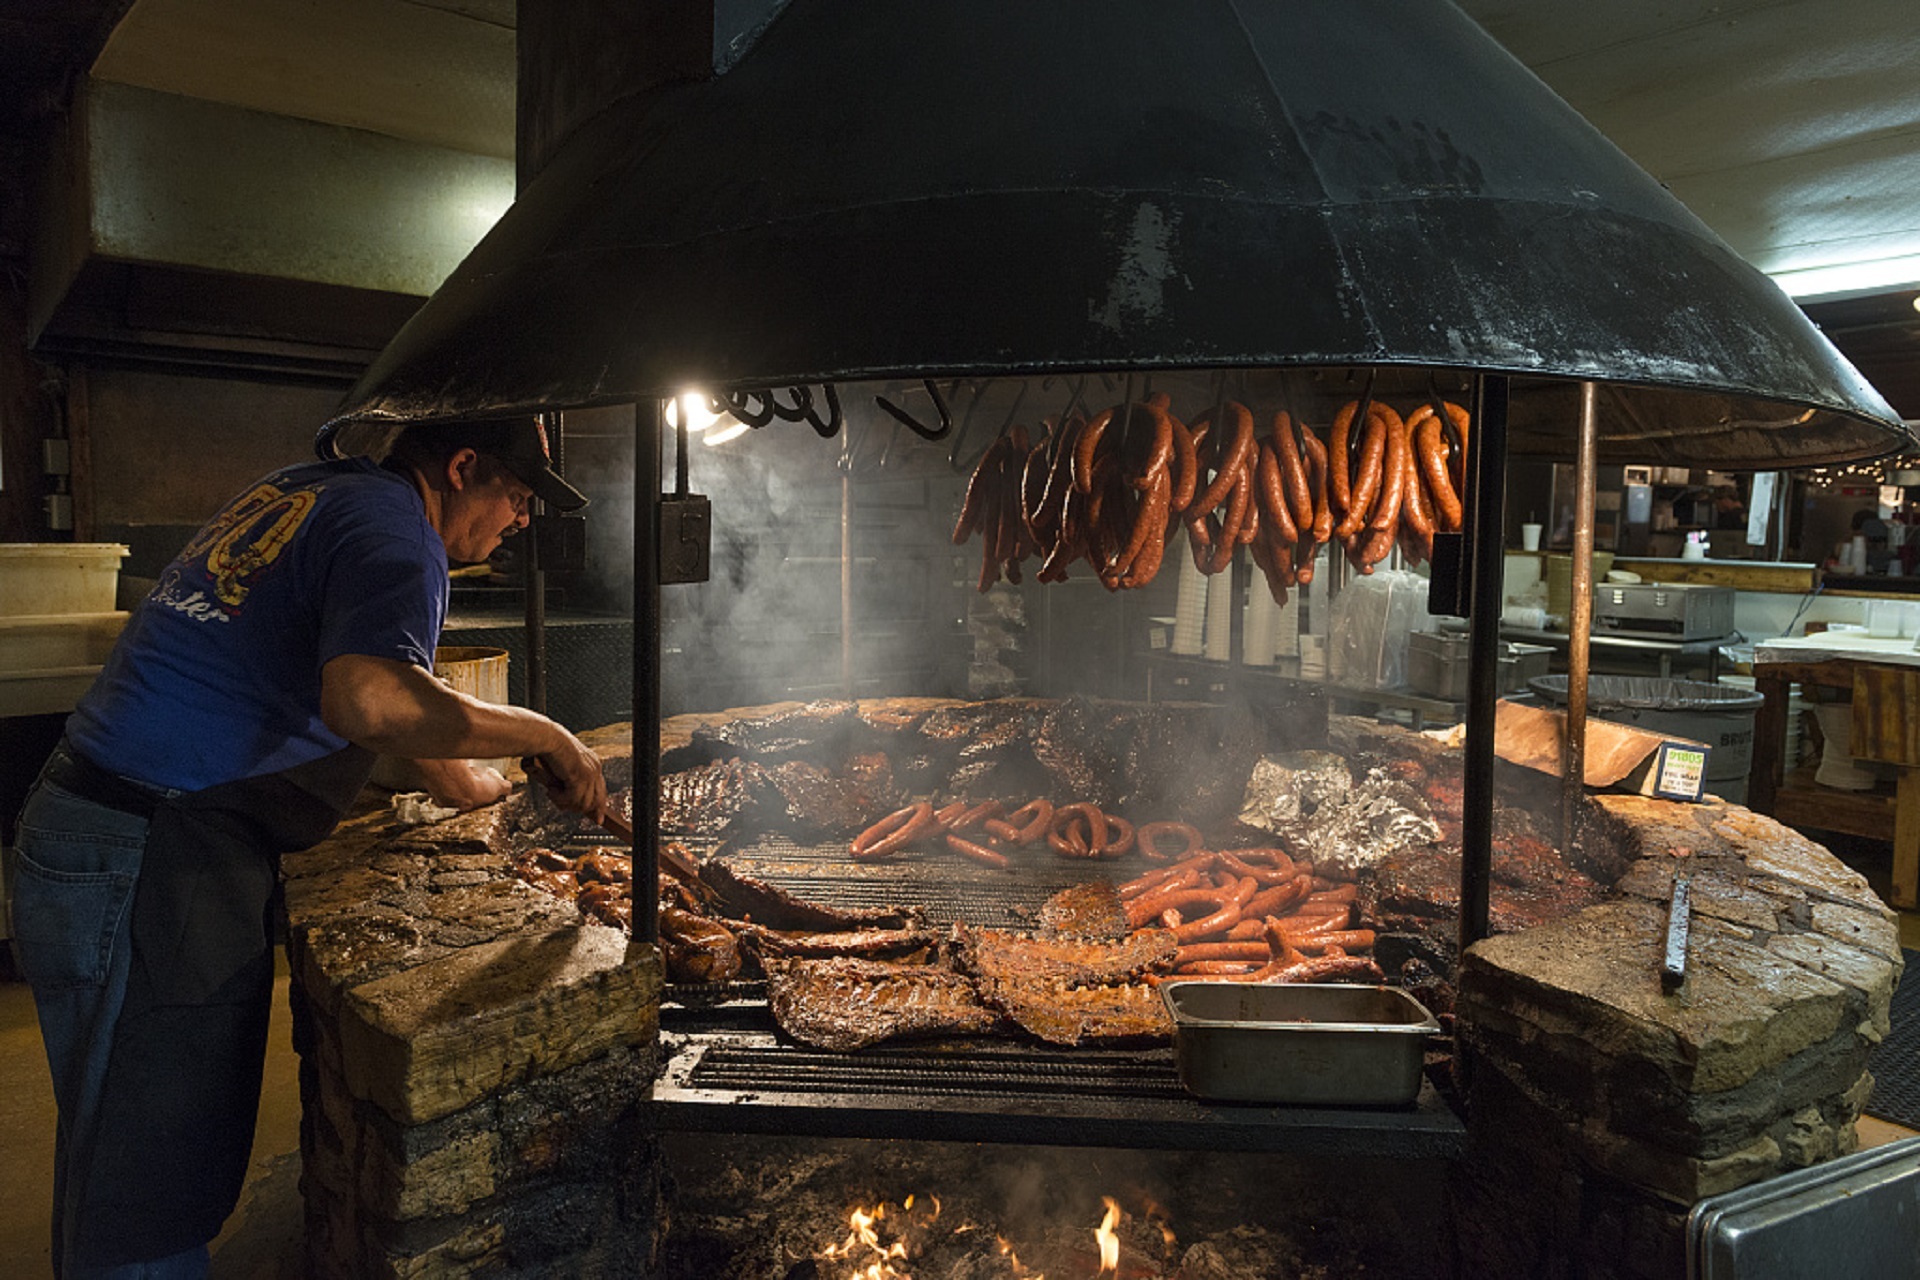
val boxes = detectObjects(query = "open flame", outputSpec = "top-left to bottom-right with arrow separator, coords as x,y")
1094,1197 -> 1121,1277
819,1196 -> 962,1280
819,1191 -> 1155,1279
820,1200 -> 910,1279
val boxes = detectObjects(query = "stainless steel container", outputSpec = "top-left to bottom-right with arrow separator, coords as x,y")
1686,1136 -> 1920,1279
1162,982 -> 1439,1106
1593,582 -> 1736,640
1406,631 -> 1553,701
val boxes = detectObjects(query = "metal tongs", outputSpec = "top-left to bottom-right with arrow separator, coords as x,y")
520,756 -> 700,884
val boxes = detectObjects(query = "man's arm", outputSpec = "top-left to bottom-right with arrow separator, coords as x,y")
320,653 -> 607,816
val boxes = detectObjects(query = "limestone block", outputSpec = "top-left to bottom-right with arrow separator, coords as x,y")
360,1128 -> 498,1221
1738,827 -> 1888,917
337,923 -> 659,1125
1578,1119 -> 1782,1202
1462,901 -> 1851,1097
374,1221 -> 507,1280
295,908 -> 433,1007
284,864 -> 415,924
1765,932 -> 1897,1039
1808,901 -> 1904,962
1776,1103 -> 1838,1167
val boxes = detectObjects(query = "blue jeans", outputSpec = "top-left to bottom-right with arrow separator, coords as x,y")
13,777 -> 210,1280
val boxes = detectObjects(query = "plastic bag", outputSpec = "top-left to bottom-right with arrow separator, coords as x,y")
1327,569 -> 1435,689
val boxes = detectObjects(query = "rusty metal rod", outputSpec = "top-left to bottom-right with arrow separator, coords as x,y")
841,469 -> 855,696
635,398 -> 664,947
1563,382 -> 1600,855
1459,374 -> 1510,956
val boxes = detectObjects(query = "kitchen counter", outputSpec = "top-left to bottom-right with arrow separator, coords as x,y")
1748,632 -> 1920,908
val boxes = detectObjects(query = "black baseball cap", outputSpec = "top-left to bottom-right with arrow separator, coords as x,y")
466,417 -> 589,513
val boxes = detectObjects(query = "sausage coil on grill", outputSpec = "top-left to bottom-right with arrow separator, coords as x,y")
1136,821 -> 1204,863
945,834 -> 1012,869
851,801 -> 939,861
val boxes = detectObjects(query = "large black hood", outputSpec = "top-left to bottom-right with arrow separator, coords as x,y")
328,0 -> 1913,466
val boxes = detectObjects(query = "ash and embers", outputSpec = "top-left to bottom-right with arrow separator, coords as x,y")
653,1134 -> 1449,1280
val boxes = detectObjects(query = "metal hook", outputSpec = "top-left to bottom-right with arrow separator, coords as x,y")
802,383 -> 843,439
722,388 -> 775,429
873,378 -> 952,441
944,379 -> 993,469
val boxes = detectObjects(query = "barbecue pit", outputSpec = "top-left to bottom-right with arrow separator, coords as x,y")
295,2 -> 1914,1275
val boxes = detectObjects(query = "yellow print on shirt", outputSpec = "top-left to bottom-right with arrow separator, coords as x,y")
179,481 -> 320,608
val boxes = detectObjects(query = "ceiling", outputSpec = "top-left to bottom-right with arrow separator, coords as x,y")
8,0 -> 1920,414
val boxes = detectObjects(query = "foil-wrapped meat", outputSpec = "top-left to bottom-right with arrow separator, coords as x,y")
1237,751 -> 1441,879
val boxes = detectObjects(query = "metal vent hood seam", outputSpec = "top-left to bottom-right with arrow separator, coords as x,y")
328,0 -> 1913,467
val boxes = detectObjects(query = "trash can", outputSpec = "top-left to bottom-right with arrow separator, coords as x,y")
1528,675 -> 1765,804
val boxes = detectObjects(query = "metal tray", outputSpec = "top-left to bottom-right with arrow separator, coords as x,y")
1686,1137 -> 1920,1280
1162,982 -> 1438,1107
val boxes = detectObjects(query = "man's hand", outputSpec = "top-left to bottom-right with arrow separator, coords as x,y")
524,731 -> 607,818
414,759 -> 513,812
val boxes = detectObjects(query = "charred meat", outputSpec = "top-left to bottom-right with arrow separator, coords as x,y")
661,906 -> 744,983
950,922 -> 1179,988
689,699 -> 860,764
735,923 -> 938,961
699,858 -> 914,932
766,957 -> 1005,1051
1034,880 -> 1131,940
759,759 -> 899,839
978,979 -> 1172,1047
659,759 -> 773,837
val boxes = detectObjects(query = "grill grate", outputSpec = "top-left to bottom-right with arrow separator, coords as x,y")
686,1040 -> 1186,1102
650,1031 -> 1466,1157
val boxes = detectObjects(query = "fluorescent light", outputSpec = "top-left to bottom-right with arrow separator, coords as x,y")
1769,254 -> 1920,302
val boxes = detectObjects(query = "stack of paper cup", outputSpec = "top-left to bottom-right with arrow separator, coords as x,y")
1244,582 -> 1278,665
1170,549 -> 1207,655
1204,566 -> 1235,661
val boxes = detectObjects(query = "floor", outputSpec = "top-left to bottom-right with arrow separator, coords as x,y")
1,851 -> 1916,1278
0,951 -> 306,1279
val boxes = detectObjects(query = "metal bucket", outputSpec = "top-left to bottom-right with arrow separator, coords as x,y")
368,646 -> 512,790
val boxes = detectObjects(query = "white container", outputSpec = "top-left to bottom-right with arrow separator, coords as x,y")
0,544 -> 129,616
369,646 -> 514,790
0,612 -> 129,674
1812,703 -> 1890,791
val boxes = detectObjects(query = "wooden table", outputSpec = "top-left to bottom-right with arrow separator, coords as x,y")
1747,633 -> 1920,909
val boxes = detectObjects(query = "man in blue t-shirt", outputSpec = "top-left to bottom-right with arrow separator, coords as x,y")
12,416 -> 609,1279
